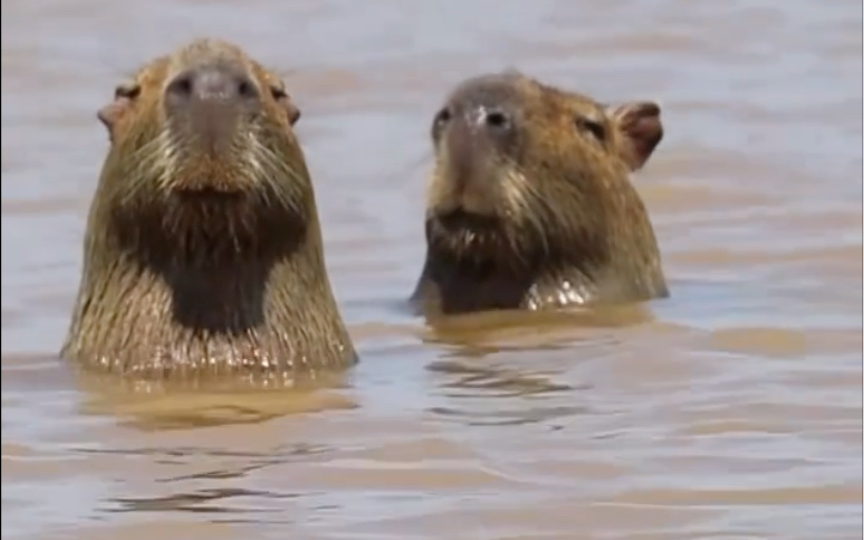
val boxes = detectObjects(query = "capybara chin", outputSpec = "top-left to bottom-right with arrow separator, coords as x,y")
61,38 -> 356,381
410,72 -> 669,316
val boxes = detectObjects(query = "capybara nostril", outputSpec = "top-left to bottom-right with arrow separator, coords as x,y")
481,108 -> 512,130
166,72 -> 194,100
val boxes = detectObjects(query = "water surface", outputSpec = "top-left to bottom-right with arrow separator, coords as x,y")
2,0 -> 862,538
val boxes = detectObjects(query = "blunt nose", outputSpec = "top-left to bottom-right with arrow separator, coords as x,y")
163,63 -> 260,154
165,64 -> 258,105
442,104 -> 516,189
443,104 -> 515,158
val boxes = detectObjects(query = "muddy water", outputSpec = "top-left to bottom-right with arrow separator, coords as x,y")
2,0 -> 862,538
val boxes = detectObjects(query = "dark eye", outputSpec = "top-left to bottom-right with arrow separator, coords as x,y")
576,116 -> 606,141
114,83 -> 141,100
270,86 -> 288,100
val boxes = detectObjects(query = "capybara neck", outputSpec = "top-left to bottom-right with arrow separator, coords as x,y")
411,72 -> 669,316
68,224 -> 351,379
62,39 -> 355,380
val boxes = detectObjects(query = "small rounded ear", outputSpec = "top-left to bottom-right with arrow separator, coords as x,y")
271,88 -> 301,126
285,100 -> 301,126
96,100 -> 129,136
98,82 -> 139,142
607,101 -> 663,171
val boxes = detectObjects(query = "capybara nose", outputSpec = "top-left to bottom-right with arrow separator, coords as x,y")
444,104 -> 515,173
165,65 -> 258,105
164,64 -> 258,154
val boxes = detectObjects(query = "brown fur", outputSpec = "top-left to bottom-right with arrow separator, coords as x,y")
62,38 -> 356,381
411,72 -> 669,316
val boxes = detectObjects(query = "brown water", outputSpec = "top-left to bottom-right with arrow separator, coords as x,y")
2,0 -> 862,538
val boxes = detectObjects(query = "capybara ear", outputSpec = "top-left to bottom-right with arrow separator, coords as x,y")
607,101 -> 663,171
271,85 -> 301,126
97,82 -> 139,142
96,101 -> 128,139
279,95 -> 301,127
285,100 -> 301,126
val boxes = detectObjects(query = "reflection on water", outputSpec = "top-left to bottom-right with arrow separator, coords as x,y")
2,0 -> 862,538
76,380 -> 358,432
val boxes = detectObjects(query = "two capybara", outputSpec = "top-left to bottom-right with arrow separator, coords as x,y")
61,38 -> 667,381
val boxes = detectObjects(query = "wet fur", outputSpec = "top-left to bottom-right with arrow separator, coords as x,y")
62,39 -> 356,380
411,72 -> 668,316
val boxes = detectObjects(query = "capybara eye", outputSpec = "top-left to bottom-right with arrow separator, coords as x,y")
575,116 -> 606,142
114,83 -> 141,100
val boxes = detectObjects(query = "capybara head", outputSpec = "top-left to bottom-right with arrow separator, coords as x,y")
63,39 -> 356,379
414,72 -> 667,314
426,72 -> 663,265
95,38 -> 308,261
